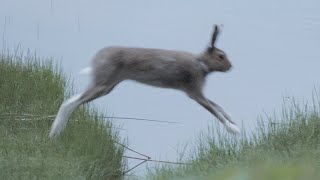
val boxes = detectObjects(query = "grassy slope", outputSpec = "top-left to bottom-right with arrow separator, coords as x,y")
0,52 -> 125,180
146,94 -> 320,180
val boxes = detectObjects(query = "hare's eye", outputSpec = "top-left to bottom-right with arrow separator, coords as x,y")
218,54 -> 224,60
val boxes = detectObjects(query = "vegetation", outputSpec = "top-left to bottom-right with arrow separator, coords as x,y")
0,51 -> 126,180
1,49 -> 320,180
146,93 -> 320,180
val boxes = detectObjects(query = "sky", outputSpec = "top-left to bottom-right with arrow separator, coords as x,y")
1,0 -> 320,176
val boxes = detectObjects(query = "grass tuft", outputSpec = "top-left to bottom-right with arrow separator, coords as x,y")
146,92 -> 320,180
0,50 -> 126,180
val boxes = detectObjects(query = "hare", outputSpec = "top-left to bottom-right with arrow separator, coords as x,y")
49,25 -> 240,138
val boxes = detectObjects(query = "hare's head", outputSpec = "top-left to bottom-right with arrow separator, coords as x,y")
200,25 -> 232,72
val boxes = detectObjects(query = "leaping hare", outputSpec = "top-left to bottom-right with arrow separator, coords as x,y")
49,25 -> 240,138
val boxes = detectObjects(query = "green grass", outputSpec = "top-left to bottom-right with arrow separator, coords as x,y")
2,49 -> 320,180
146,93 -> 320,180
0,50 -> 126,180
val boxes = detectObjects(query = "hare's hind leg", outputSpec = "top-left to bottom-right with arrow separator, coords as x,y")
49,82 -> 117,138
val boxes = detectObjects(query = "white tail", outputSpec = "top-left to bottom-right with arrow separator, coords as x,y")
79,67 -> 92,75
49,25 -> 240,138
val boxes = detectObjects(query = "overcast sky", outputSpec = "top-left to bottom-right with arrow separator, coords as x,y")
1,0 -> 320,176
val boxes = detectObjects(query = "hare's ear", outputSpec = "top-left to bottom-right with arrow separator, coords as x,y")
211,25 -> 220,48
207,25 -> 220,53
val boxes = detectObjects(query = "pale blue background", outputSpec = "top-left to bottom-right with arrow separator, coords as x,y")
1,0 -> 320,176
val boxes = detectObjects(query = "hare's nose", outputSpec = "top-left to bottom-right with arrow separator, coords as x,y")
224,63 -> 232,72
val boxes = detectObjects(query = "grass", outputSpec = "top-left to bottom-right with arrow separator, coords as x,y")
2,49 -> 320,180
145,93 -> 320,180
0,50 -> 126,180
